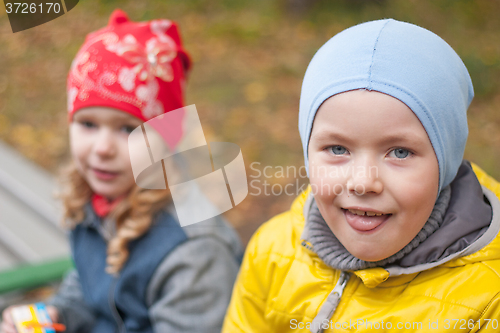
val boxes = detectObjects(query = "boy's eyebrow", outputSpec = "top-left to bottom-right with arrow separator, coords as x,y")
376,133 -> 428,146
310,131 -> 354,144
311,131 -> 427,146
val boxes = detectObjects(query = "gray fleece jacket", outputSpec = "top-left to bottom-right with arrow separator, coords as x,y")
47,203 -> 243,333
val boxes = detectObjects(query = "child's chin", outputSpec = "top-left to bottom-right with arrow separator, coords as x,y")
359,255 -> 389,262
347,247 -> 393,262
90,184 -> 120,199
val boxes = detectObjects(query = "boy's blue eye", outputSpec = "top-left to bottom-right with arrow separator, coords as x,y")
390,148 -> 410,159
329,145 -> 347,155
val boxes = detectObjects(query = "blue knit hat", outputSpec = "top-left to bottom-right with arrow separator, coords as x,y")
298,19 -> 473,194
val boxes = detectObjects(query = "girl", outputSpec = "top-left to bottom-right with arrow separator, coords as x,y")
2,9 -> 242,333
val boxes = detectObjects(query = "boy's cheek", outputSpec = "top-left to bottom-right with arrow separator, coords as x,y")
309,175 -> 345,200
389,171 -> 438,205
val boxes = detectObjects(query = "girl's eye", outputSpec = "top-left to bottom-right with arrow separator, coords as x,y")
389,148 -> 411,159
328,145 -> 348,155
81,121 -> 96,129
121,125 -> 136,134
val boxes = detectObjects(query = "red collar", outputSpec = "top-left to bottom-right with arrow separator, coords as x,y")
91,193 -> 125,218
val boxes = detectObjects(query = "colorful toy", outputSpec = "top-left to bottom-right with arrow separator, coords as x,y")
10,303 -> 66,332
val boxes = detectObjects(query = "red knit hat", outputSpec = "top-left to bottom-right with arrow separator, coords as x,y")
67,9 -> 191,121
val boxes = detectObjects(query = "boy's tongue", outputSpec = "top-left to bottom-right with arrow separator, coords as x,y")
344,209 -> 389,232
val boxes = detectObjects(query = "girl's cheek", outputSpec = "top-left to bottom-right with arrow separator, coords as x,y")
69,138 -> 85,160
69,128 -> 84,154
118,138 -> 133,166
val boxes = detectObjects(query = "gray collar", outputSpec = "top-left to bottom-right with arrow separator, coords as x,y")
82,203 -> 116,241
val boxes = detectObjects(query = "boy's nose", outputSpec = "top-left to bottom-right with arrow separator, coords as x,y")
346,161 -> 383,195
94,129 -> 117,157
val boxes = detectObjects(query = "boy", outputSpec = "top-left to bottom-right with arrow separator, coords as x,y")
223,19 -> 500,332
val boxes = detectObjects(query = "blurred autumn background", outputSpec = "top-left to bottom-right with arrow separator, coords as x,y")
1,0 -> 500,244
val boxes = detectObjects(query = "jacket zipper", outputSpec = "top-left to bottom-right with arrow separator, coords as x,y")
109,276 -> 126,333
310,271 -> 350,333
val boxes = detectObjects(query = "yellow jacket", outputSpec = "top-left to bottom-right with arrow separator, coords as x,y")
223,163 -> 500,332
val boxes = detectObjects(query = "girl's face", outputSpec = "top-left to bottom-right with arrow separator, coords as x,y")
308,90 -> 439,262
70,107 -> 143,199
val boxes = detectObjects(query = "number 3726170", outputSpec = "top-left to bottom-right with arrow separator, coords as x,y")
5,2 -> 61,14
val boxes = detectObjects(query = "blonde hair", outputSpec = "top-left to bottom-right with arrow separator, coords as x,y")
58,162 -> 172,275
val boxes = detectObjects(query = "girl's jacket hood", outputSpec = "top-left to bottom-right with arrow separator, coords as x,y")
222,162 -> 500,333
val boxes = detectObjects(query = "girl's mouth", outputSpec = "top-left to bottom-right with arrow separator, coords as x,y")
92,168 -> 119,180
342,208 -> 392,232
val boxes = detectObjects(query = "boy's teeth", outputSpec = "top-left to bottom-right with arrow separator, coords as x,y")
348,209 -> 365,216
347,209 -> 384,217
349,209 -> 364,216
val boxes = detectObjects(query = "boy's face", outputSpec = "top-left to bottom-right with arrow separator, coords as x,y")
70,107 -> 143,200
308,90 -> 439,262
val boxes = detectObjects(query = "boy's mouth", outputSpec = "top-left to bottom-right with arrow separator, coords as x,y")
341,208 -> 392,232
346,209 -> 385,217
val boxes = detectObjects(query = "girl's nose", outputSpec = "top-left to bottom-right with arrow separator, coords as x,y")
346,160 -> 383,195
94,129 -> 117,158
